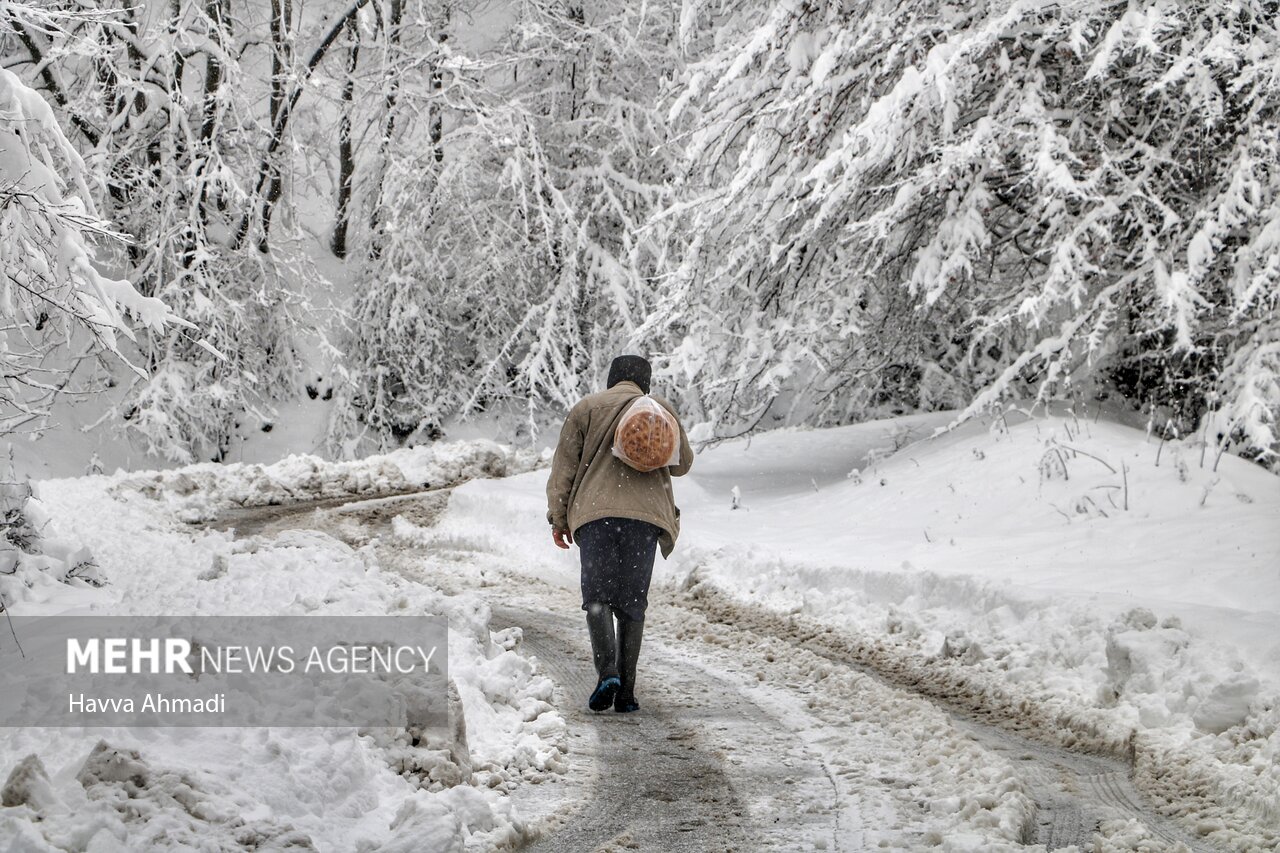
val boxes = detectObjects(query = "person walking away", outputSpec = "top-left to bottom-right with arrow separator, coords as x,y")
545,355 -> 694,713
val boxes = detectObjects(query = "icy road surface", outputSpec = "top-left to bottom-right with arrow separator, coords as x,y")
214,489 -> 1217,852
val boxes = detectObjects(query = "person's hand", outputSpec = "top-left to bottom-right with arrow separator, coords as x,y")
552,528 -> 574,549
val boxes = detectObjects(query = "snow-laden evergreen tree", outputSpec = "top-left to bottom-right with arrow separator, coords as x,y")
0,5 -> 180,438
657,0 -> 1280,462
331,0 -> 680,452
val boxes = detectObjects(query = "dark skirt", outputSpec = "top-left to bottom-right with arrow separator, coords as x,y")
575,516 -> 662,622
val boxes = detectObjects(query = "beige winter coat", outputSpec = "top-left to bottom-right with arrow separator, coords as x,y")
546,380 -> 694,558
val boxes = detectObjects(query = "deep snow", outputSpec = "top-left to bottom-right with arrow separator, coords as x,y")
0,441 -> 563,851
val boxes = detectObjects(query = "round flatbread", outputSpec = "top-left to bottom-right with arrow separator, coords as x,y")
615,402 -> 677,472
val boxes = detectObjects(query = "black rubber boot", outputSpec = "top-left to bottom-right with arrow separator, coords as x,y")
614,613 -> 644,713
586,602 -> 621,711
585,602 -> 619,680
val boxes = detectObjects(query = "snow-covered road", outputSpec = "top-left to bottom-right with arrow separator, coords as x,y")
220,486 -> 1218,852
215,494 -> 839,850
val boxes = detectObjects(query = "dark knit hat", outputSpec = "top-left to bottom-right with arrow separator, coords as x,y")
607,355 -> 652,394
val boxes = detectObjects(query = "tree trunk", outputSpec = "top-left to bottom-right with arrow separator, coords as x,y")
430,15 -> 447,163
330,19 -> 360,259
366,0 -> 405,260
201,0 -> 228,145
260,0 -> 294,253
170,0 -> 186,94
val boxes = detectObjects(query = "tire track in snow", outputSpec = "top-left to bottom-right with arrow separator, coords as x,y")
447,564 -> 1036,852
952,718 -> 1194,849
494,603 -> 756,853
679,580 -> 1221,852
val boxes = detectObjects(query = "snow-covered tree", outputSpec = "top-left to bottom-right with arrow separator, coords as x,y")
656,0 -> 1280,463
0,5 -> 180,438
330,0 -> 681,452
5,1 -> 385,461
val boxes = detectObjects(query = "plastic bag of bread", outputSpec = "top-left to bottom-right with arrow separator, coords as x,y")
612,395 -> 680,472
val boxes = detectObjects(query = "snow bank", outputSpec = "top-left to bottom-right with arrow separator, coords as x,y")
0,448 -> 563,851
688,412 -> 1280,847
111,438 -> 546,522
0,483 -> 104,613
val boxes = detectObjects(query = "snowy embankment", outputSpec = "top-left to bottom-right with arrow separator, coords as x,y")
424,411 -> 1280,850
112,438 -> 544,522
0,441 -> 560,852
